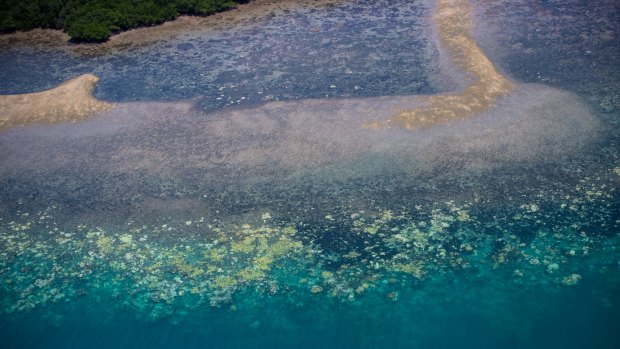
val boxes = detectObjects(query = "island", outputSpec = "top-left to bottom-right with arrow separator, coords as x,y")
0,0 -> 249,42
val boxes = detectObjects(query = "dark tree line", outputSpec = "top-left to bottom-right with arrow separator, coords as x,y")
0,0 -> 249,42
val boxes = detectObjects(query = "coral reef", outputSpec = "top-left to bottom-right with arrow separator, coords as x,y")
0,166 -> 616,320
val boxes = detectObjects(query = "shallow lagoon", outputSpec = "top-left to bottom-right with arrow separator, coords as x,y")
1,0 -> 619,348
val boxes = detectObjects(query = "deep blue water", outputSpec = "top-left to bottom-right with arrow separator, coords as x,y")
1,0 -> 619,348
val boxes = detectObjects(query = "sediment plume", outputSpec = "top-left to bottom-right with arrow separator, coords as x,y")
0,74 -> 113,131
367,0 -> 513,130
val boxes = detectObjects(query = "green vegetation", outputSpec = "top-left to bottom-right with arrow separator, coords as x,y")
0,0 -> 249,42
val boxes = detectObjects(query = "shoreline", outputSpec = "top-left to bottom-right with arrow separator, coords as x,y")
0,0 -> 344,56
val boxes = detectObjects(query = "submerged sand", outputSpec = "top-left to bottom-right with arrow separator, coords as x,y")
0,81 -> 603,223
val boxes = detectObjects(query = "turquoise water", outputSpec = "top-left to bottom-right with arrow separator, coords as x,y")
1,0 -> 619,348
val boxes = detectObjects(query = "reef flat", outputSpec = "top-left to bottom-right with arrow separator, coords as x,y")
0,0 -> 440,105
0,74 -> 112,131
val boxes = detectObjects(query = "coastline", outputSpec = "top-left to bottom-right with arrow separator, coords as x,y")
0,0 -> 343,56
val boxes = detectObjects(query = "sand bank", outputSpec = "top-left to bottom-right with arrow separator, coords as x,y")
0,74 -> 113,131
365,0 -> 514,130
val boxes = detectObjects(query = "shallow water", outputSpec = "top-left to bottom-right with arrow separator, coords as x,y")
1,0 -> 619,348
0,0 -> 445,108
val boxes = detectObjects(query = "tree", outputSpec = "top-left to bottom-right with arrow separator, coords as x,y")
0,0 -> 249,41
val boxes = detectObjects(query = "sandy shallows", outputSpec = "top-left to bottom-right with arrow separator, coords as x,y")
0,74 -> 113,131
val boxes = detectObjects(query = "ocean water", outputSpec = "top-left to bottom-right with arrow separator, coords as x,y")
1,0 -> 619,348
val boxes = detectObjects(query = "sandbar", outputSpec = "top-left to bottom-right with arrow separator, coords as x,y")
0,74 -> 113,131
367,0 -> 514,130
